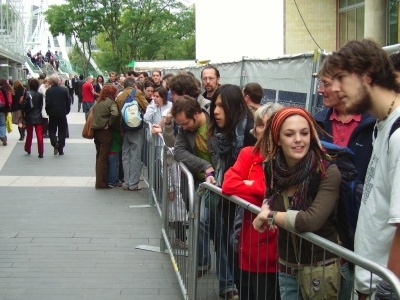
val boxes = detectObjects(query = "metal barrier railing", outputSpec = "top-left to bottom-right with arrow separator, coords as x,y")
193,182 -> 400,300
138,121 -> 400,299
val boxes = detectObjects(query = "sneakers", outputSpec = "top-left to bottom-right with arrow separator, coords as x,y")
197,264 -> 211,278
219,290 -> 239,299
1,136 -> 7,146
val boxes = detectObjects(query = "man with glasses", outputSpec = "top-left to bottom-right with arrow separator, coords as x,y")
314,67 -> 375,184
201,66 -> 221,100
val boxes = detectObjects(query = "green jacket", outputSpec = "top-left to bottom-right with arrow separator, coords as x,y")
91,97 -> 120,130
110,129 -> 123,153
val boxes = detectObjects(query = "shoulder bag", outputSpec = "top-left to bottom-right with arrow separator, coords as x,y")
282,189 -> 340,300
82,107 -> 94,139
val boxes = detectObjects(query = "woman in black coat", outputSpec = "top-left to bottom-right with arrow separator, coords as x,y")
12,80 -> 26,141
23,78 -> 44,158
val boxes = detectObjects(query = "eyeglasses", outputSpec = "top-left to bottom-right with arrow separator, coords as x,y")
317,79 -> 332,88
179,119 -> 194,129
202,77 -> 216,82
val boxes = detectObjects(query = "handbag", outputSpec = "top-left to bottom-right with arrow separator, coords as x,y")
22,92 -> 34,113
19,89 -> 26,105
82,107 -> 94,139
282,189 -> 340,300
6,113 -> 12,133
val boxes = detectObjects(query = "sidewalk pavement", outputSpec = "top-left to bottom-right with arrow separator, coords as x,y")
0,112 -> 182,300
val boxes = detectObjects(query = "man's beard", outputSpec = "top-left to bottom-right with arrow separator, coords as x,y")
345,82 -> 373,115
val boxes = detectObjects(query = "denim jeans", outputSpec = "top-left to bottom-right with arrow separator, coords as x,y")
83,102 -> 94,119
194,179 -> 211,270
108,153 -> 119,185
214,209 -> 238,295
339,262 -> 354,300
0,112 -> 6,138
278,262 -> 352,300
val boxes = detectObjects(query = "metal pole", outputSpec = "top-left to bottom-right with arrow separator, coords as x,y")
148,132 -> 155,206
160,146 -> 170,252
239,56 -> 247,89
306,49 -> 321,113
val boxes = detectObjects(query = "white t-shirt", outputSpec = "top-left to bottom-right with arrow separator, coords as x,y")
354,106 -> 400,293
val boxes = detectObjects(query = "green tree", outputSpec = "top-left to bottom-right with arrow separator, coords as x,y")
44,1 -> 101,76
45,0 -> 195,74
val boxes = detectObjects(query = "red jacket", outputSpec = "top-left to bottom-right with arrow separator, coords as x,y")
222,146 -> 278,273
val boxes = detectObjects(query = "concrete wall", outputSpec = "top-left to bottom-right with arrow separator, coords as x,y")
285,0 -> 337,54
195,0 -> 284,62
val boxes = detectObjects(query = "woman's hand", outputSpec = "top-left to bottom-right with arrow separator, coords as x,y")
243,180 -> 254,186
151,124 -> 162,135
253,210 -> 270,233
206,175 -> 218,186
104,123 -> 109,130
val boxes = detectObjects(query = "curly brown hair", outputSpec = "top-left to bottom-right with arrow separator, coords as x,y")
98,84 -> 118,102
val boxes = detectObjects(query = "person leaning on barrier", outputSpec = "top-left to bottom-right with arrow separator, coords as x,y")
163,72 -> 210,147
253,107 -> 350,300
206,84 -> 257,299
222,103 -> 282,300
170,95 -> 215,279
321,40 -> 400,300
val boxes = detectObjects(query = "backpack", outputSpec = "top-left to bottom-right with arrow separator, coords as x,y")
310,141 -> 363,252
230,205 -> 244,253
121,88 -> 143,131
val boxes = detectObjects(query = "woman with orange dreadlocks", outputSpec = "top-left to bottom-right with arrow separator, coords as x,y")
253,107 -> 349,300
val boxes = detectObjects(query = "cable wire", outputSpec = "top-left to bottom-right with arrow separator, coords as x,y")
293,0 -> 322,49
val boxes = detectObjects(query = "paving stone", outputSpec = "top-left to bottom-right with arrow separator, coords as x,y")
0,114 -> 183,299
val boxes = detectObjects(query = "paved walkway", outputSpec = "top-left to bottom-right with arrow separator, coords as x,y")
0,111 -> 182,300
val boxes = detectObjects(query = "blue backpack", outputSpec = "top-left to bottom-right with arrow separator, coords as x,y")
121,88 -> 143,131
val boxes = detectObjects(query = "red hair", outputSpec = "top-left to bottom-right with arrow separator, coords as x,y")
98,84 -> 118,102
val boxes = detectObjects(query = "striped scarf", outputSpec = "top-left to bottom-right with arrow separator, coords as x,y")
265,149 -> 317,211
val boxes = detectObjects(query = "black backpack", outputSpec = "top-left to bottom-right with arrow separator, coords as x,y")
310,141 -> 362,251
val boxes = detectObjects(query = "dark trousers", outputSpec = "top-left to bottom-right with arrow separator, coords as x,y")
42,117 -> 48,135
94,129 -> 113,188
78,97 -> 82,111
48,115 -> 67,150
69,89 -> 74,104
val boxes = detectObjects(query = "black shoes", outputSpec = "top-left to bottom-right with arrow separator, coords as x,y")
38,154 -> 43,158
54,143 -> 59,155
24,148 -> 30,155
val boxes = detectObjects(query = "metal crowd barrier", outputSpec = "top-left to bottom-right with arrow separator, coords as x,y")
192,182 -> 400,300
141,121 -> 165,215
139,124 -> 400,300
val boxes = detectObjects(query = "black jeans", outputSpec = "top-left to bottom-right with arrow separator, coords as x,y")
48,115 -> 67,149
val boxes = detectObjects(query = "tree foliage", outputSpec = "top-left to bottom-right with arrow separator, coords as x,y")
45,0 -> 102,75
45,0 -> 195,74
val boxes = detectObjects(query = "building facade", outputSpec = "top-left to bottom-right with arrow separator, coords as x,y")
285,0 -> 399,53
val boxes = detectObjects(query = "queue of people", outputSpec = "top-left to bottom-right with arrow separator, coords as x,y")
5,39 -> 399,300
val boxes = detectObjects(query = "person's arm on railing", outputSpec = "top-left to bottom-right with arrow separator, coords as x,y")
254,164 -> 340,234
162,110 -> 175,147
222,147 -> 264,205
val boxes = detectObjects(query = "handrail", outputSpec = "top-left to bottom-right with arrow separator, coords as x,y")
199,182 -> 400,298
